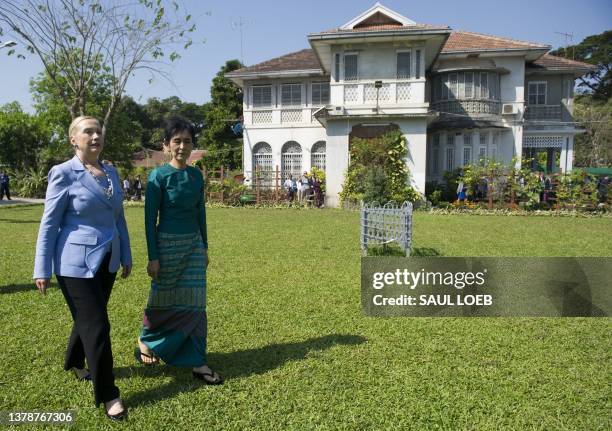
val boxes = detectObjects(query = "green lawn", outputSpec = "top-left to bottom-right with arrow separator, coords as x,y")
0,206 -> 610,430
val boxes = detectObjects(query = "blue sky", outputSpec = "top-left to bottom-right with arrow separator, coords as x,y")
1,0 -> 610,111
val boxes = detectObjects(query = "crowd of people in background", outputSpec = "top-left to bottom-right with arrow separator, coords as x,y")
454,171 -> 611,205
283,170 -> 324,207
122,175 -> 143,201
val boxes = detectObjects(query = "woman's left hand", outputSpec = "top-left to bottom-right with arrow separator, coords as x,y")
121,264 -> 132,279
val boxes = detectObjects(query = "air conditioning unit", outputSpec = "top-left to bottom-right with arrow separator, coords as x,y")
502,103 -> 518,115
328,106 -> 345,116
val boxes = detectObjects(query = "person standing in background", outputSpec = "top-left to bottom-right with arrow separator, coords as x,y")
0,171 -> 11,200
123,177 -> 131,200
133,176 -> 142,201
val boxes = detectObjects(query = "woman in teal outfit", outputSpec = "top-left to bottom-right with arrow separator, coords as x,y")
136,116 -> 223,384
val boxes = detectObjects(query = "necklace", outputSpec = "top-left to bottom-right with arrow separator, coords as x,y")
78,156 -> 113,200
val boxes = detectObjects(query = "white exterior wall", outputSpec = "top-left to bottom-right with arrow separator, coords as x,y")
243,126 -> 327,177
328,44 -> 428,116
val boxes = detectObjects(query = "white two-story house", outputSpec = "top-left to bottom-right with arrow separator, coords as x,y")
226,3 -> 594,207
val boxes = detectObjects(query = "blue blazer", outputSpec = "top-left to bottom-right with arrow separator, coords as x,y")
33,156 -> 132,279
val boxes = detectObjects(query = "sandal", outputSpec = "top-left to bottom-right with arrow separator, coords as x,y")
133,347 -> 159,366
192,368 -> 224,385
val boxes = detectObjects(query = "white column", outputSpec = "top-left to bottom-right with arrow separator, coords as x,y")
561,136 -> 574,173
457,132 -> 464,168
441,132 -> 448,172
513,125 -> 523,169
401,119 -> 427,195
243,129 -> 253,178
325,120 -> 350,207
473,130 -> 480,164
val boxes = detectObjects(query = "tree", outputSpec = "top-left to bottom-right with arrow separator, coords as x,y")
0,102 -> 53,170
30,71 -> 143,168
551,31 -> 612,100
573,97 -> 612,167
141,96 -> 207,149
200,60 -> 243,169
0,0 -> 198,132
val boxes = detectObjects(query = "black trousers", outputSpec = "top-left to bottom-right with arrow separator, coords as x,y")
56,253 -> 119,406
0,183 -> 10,199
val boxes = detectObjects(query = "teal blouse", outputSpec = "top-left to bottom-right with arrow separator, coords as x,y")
145,164 -> 207,261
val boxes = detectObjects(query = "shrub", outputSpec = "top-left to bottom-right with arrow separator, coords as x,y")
206,178 -> 249,206
362,166 -> 390,204
340,129 -> 421,205
9,167 -> 48,198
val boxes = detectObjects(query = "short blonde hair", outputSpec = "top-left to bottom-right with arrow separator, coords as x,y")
68,116 -> 101,139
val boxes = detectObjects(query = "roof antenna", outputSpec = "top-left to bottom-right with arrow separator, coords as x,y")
232,17 -> 251,65
555,31 -> 574,60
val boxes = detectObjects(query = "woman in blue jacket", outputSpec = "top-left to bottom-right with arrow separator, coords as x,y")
34,116 -> 132,421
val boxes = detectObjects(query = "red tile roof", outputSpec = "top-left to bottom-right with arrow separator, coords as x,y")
228,49 -> 322,75
227,33 -> 587,76
442,31 -> 549,52
530,53 -> 595,70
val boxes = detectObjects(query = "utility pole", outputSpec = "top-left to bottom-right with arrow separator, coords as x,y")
555,31 -> 574,60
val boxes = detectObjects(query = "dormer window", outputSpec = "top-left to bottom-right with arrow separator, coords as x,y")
344,53 -> 358,81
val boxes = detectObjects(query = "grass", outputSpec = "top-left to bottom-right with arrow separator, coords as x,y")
0,206 -> 610,430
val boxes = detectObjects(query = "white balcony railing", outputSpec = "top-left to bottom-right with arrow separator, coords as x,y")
252,110 -> 273,124
431,99 -> 501,117
281,109 -> 303,123
337,80 -> 422,105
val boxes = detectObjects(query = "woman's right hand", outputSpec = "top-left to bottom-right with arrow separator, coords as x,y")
147,260 -> 160,280
35,278 -> 50,295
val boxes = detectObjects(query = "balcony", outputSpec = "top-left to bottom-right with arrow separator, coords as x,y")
247,107 -> 324,126
336,79 -> 423,105
524,104 -> 562,121
431,99 -> 501,118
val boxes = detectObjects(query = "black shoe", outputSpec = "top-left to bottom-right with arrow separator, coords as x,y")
106,408 -> 128,422
71,367 -> 91,381
192,368 -> 224,385
105,401 -> 128,421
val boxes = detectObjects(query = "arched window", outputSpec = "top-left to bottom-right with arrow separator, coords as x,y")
281,141 -> 302,179
311,141 -> 326,172
252,142 -> 272,172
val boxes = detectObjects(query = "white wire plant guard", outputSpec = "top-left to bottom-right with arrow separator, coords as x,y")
360,201 -> 413,256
